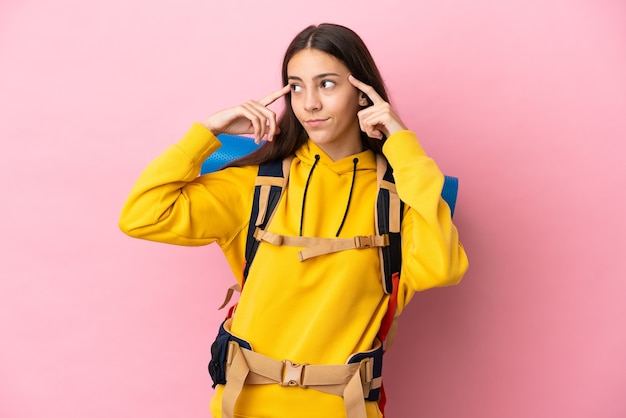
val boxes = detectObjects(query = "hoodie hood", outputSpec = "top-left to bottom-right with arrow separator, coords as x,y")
294,139 -> 377,174
287,139 -> 378,237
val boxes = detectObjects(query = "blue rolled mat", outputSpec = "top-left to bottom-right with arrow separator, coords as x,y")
201,134 -> 261,174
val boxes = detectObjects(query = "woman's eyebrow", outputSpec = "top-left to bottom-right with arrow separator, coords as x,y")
287,73 -> 341,81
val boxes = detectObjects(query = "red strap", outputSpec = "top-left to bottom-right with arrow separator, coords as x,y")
377,272 -> 400,342
379,383 -> 387,416
227,303 -> 237,319
225,262 -> 248,319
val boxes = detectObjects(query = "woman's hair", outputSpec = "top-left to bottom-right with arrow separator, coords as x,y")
230,23 -> 390,167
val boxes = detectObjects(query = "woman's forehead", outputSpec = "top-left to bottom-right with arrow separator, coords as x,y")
287,49 -> 348,78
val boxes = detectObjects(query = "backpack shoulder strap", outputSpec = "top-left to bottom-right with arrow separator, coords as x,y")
375,155 -> 404,296
242,157 -> 293,283
374,155 -> 403,415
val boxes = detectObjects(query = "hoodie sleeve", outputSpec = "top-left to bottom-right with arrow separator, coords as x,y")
382,130 -> 469,312
118,123 -> 255,247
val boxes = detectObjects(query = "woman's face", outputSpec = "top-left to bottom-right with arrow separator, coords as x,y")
287,48 -> 363,160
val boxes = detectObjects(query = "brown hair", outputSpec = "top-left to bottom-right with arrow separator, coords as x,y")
230,23 -> 390,167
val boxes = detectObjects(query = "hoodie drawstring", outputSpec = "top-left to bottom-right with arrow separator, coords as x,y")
336,158 -> 358,237
300,154 -> 320,236
299,155 -> 359,238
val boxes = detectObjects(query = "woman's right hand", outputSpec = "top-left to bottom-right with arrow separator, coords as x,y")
202,85 -> 291,144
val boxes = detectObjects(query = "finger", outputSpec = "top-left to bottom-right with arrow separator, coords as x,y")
357,106 -> 376,137
348,75 -> 385,105
257,102 -> 280,141
253,91 -> 283,141
259,84 -> 291,107
363,105 -> 406,137
357,108 -> 389,140
243,101 -> 282,143
266,109 -> 279,142
251,101 -> 280,141
240,103 -> 268,142
356,109 -> 368,137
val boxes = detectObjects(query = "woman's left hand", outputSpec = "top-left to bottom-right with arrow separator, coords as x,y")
348,75 -> 407,140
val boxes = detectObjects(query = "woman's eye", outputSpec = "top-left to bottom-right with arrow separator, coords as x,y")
290,84 -> 302,92
321,80 -> 336,89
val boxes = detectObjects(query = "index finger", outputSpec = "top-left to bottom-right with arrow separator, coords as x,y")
259,84 -> 291,107
348,75 -> 385,105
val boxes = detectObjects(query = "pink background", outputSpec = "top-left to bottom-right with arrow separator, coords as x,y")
1,0 -> 625,417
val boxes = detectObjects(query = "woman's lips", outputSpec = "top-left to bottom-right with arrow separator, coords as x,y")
305,118 -> 329,128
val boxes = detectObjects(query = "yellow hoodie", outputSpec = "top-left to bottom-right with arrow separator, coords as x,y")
119,123 -> 468,418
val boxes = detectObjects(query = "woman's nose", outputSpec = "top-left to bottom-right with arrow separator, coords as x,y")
304,90 -> 321,111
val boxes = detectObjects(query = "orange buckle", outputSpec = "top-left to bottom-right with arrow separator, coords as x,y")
354,236 -> 373,248
280,360 -> 307,388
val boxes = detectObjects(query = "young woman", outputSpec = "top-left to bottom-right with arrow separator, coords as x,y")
120,23 -> 468,418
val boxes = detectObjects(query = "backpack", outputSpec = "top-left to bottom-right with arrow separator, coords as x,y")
209,150 -> 458,414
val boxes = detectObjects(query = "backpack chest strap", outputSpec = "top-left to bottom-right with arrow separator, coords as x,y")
254,228 -> 390,261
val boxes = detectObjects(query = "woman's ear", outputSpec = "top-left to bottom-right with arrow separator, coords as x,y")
359,93 -> 369,106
